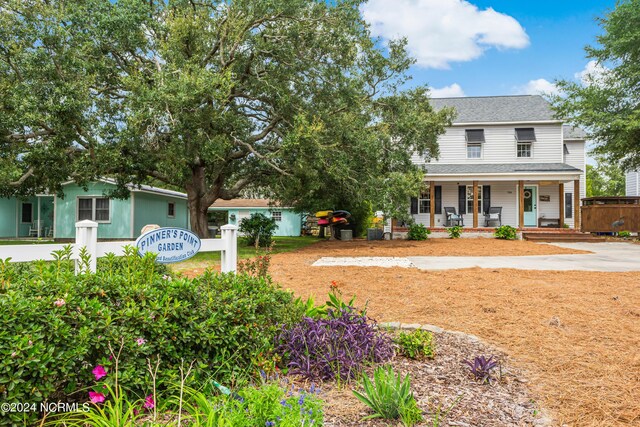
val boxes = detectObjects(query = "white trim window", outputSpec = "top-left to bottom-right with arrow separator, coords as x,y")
515,128 -> 535,158
418,188 -> 431,214
167,202 -> 176,218
78,197 -> 110,222
21,202 -> 33,223
271,211 -> 282,222
517,142 -> 532,158
466,185 -> 483,214
465,129 -> 484,159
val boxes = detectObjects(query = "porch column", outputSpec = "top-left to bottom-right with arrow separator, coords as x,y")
558,182 -> 564,228
574,179 -> 580,230
429,181 -> 435,228
518,180 -> 525,229
472,181 -> 478,228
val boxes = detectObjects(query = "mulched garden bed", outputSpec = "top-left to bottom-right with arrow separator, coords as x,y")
319,330 -> 549,427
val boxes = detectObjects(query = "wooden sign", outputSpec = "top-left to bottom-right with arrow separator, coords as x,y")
540,195 -> 551,202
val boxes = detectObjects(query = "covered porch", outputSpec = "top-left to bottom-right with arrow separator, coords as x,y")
16,195 -> 55,239
398,165 -> 583,231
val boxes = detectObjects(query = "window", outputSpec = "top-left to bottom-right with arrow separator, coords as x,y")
466,185 -> 483,214
465,129 -> 484,159
517,142 -> 532,158
467,143 -> 482,159
167,202 -> 176,218
21,202 -> 33,223
271,211 -> 282,222
77,197 -> 110,222
565,193 -> 573,218
418,188 -> 431,214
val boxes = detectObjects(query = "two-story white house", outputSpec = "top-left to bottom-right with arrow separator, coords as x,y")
405,95 -> 586,230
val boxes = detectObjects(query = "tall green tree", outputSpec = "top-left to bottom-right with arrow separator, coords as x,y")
553,0 -> 640,172
586,161 -> 625,197
1,0 -> 452,236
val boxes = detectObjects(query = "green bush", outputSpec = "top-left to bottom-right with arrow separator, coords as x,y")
618,230 -> 632,238
395,329 -> 435,359
407,223 -> 430,241
0,252 -> 302,426
239,213 -> 278,248
493,225 -> 518,240
353,365 -> 422,426
447,225 -> 463,239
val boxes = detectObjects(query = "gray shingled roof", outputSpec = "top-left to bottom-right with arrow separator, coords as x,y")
430,95 -> 557,123
423,163 -> 582,175
563,125 -> 588,140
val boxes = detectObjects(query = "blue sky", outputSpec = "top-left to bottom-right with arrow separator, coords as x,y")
361,0 -> 617,97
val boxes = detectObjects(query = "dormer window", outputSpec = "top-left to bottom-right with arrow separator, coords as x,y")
515,128 -> 535,158
465,129 -> 484,159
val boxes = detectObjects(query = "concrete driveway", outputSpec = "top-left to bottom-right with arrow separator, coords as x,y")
313,242 -> 640,272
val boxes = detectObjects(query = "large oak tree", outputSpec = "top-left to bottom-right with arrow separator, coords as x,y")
1,0 -> 453,236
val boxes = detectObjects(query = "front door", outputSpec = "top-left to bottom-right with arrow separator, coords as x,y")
523,186 -> 537,227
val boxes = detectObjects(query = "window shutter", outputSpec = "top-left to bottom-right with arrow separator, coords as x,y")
515,128 -> 536,142
410,197 -> 418,215
483,185 -> 491,214
435,186 -> 442,215
458,186 -> 466,215
465,129 -> 485,142
565,193 -> 572,218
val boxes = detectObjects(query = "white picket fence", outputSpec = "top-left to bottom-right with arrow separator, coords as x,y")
0,220 -> 238,274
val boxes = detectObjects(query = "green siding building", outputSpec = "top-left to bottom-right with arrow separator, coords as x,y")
0,179 -> 189,240
208,199 -> 302,237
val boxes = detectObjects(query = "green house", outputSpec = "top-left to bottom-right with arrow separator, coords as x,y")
208,199 -> 302,237
0,179 -> 189,240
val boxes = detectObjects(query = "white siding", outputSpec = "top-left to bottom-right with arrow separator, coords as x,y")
626,171 -> 639,196
562,141 -> 586,228
413,124 -> 564,165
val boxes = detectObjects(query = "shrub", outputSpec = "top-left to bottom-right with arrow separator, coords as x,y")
395,329 -> 435,359
618,230 -> 631,238
0,253 -> 302,426
493,225 -> 518,240
447,225 -> 463,239
238,254 -> 271,278
239,213 -> 277,248
277,307 -> 394,381
464,355 -> 500,385
353,365 -> 423,426
407,223 -> 430,241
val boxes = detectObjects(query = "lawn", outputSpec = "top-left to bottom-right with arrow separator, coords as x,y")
172,235 -> 318,274
0,239 -> 57,245
268,238 -> 640,427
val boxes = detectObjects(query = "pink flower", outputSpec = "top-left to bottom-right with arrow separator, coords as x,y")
92,365 -> 107,380
89,391 -> 106,404
108,355 -> 113,361
54,299 -> 65,307
136,338 -> 146,346
143,394 -> 155,410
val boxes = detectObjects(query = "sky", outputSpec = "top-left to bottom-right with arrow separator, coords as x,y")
360,0 -> 617,97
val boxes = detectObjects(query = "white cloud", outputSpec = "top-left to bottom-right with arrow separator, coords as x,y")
429,83 -> 465,97
574,60 -> 608,86
361,0 -> 529,69
516,78 -> 560,96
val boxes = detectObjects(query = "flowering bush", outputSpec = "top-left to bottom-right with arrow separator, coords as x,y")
0,253 -> 302,426
277,307 -> 394,382
238,254 -> 271,278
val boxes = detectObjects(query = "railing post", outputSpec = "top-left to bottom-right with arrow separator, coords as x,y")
220,224 -> 238,273
75,220 -> 98,274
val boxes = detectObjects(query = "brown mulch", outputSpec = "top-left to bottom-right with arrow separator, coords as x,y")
282,238 -> 590,258
268,241 -> 640,427
323,331 -> 547,427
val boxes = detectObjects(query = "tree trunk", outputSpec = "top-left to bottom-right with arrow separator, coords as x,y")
186,167 -> 211,238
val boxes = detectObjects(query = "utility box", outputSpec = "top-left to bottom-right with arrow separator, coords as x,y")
340,229 -> 353,241
367,228 -> 383,240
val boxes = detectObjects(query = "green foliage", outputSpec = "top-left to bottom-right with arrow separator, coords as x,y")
395,330 -> 435,360
586,162 -> 626,197
239,213 -> 277,248
0,254 -> 302,426
353,365 -> 423,426
0,0 -> 453,238
493,225 -> 518,240
447,226 -> 463,239
293,295 -> 328,319
237,254 -> 271,278
553,0 -> 640,171
618,230 -> 632,238
407,223 -> 431,241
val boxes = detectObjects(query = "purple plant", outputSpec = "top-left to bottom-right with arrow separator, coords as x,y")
464,355 -> 499,384
277,308 -> 394,381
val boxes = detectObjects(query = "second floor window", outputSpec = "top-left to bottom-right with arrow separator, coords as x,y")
517,142 -> 532,158
515,128 -> 535,158
418,189 -> 431,214
465,129 -> 484,159
467,143 -> 482,158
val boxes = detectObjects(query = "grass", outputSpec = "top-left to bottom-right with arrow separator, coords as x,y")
0,239 -> 57,245
172,236 -> 318,271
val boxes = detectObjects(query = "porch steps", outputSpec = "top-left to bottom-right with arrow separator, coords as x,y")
522,232 -> 605,243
